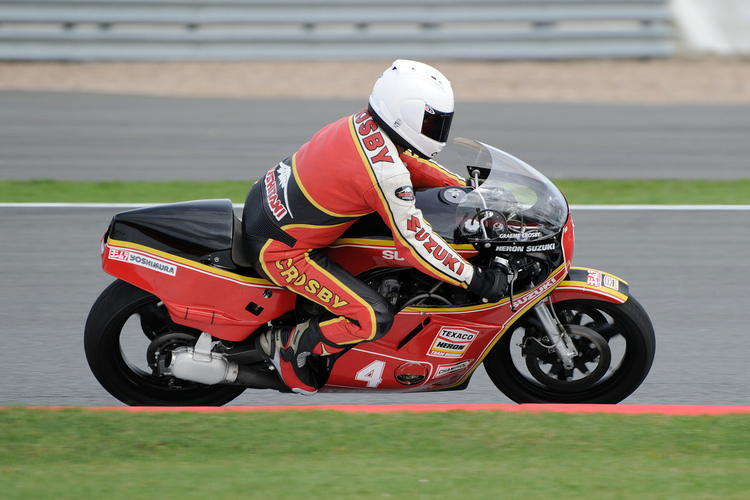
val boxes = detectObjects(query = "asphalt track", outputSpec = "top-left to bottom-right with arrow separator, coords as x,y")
1,91 -> 749,407
2,91 -> 750,181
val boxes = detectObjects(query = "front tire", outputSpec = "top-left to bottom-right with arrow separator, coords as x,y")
84,280 -> 246,406
484,296 -> 655,404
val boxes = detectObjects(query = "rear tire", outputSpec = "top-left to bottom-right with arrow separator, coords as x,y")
84,280 -> 246,406
484,296 -> 655,404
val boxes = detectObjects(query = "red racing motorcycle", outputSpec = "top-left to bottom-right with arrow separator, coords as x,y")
85,138 -> 655,406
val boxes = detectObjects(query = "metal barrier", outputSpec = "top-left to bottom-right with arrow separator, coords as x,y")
0,0 -> 674,60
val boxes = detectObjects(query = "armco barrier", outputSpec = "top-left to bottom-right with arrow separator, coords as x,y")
0,0 -> 674,60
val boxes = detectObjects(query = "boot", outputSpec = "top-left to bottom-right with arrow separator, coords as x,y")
257,321 -> 318,395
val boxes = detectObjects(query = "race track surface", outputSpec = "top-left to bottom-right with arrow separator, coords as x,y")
2,91 -> 750,181
1,91 -> 749,407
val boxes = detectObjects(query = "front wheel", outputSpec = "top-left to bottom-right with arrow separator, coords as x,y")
84,280 -> 246,406
484,296 -> 655,404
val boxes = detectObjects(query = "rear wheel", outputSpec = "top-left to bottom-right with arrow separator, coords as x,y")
84,280 -> 246,406
484,296 -> 655,404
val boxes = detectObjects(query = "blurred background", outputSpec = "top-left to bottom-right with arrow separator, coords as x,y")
1,1 -> 748,106
0,0 -> 748,61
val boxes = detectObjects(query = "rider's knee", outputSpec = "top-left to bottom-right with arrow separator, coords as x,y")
370,299 -> 395,341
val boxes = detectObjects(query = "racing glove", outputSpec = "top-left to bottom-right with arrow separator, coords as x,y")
466,267 -> 509,303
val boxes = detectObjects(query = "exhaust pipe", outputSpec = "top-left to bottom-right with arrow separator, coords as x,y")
167,346 -> 239,385
163,332 -> 286,391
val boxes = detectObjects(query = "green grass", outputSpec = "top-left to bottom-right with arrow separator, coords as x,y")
1,179 -> 750,205
1,408 -> 749,499
0,179 -> 255,204
556,179 -> 750,205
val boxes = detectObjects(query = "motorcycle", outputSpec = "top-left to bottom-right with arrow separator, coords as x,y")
84,138 -> 655,406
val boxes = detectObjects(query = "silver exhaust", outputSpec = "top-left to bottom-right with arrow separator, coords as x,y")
165,332 -> 239,385
162,332 -> 288,391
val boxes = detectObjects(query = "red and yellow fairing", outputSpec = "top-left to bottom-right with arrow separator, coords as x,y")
101,237 -> 295,342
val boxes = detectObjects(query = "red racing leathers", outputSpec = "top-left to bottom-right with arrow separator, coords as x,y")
241,108 -> 474,354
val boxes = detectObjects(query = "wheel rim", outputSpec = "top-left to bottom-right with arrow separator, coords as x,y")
112,299 -> 208,395
524,324 -> 612,391
486,299 -> 652,403
86,281 -> 247,406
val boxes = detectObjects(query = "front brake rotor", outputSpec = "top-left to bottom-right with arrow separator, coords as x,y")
524,324 -> 611,391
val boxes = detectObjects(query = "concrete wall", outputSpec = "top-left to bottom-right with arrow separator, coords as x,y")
673,0 -> 750,54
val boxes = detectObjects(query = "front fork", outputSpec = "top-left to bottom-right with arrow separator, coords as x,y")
495,256 -> 578,368
532,298 -> 579,370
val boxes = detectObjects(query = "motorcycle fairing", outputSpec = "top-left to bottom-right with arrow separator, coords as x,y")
321,262 -> 572,392
102,238 -> 296,341
322,313 -> 500,392
359,263 -> 628,392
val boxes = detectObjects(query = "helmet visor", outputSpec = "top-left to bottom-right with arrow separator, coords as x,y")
421,106 -> 454,143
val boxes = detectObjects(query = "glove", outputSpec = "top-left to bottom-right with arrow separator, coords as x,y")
466,267 -> 509,303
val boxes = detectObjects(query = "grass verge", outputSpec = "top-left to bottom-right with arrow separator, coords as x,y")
1,179 -> 750,205
0,179 -> 254,204
1,408 -> 749,499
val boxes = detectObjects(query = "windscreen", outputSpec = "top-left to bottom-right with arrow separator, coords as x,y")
454,138 -> 568,243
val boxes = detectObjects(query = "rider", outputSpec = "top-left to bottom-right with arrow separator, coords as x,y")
242,59 -> 508,394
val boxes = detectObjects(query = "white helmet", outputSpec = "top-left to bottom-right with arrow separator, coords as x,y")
368,60 -> 454,158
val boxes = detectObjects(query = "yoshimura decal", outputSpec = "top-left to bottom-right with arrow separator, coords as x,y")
428,327 -> 478,358
109,248 -> 177,276
434,359 -> 473,378
108,248 -> 130,262
587,269 -> 602,287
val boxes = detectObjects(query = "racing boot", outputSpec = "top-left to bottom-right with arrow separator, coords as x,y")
257,320 -> 319,395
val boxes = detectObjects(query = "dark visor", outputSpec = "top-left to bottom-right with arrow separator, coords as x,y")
421,106 -> 454,143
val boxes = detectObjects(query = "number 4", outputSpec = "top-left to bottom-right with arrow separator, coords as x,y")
355,360 -> 386,388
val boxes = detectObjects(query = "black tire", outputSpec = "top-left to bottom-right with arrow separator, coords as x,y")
484,296 -> 656,404
84,279 -> 246,406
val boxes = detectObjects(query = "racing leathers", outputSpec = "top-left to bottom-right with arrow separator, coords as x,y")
242,107 -> 477,388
